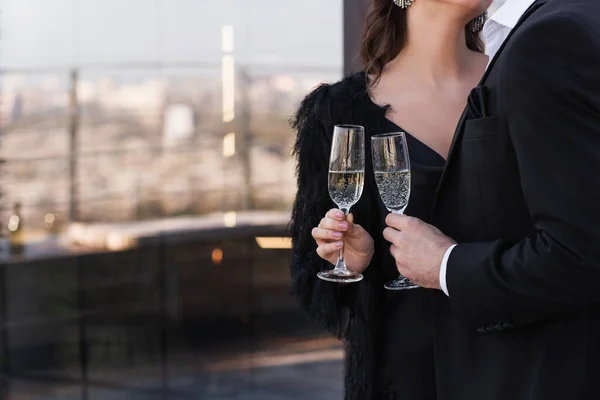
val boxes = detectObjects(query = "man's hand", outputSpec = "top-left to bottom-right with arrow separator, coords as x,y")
383,214 -> 455,290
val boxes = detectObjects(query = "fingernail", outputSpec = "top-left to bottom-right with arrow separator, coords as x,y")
339,222 -> 348,229
336,211 -> 344,218
335,242 -> 343,248
333,231 -> 342,238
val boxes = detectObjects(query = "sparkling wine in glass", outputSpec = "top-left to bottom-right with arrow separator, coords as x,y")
317,125 -> 365,284
372,132 -> 419,290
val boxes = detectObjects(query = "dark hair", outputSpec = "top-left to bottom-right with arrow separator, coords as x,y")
360,0 -> 485,85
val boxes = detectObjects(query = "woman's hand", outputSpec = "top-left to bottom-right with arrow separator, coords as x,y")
311,208 -> 375,273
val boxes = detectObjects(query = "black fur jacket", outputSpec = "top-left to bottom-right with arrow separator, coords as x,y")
290,72 -> 398,399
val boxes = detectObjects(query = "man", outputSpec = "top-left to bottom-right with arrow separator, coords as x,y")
383,0 -> 600,399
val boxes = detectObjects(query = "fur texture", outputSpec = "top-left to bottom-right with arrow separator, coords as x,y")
290,72 -> 397,399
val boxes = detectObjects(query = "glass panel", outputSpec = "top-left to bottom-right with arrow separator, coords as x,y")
0,0 -> 343,399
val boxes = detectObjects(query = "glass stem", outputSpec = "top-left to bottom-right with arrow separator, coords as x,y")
335,244 -> 345,269
333,208 -> 349,273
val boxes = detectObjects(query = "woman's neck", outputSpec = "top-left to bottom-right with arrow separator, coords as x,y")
386,3 -> 480,87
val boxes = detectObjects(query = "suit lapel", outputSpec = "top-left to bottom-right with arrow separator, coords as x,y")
478,0 -> 549,87
433,0 -> 549,212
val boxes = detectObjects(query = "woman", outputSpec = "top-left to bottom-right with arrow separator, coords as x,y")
290,0 -> 491,399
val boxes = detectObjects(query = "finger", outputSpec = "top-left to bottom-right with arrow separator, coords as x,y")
396,261 -> 409,277
318,217 -> 349,231
386,214 -> 423,231
385,213 -> 405,229
312,227 -> 343,241
346,213 -> 355,235
389,245 -> 408,272
317,241 -> 343,258
315,238 -> 336,247
346,213 -> 354,224
389,244 -> 401,261
347,223 -> 367,239
315,245 -> 326,259
347,220 -> 368,239
382,226 -> 400,244
396,261 -> 412,280
327,209 -> 346,221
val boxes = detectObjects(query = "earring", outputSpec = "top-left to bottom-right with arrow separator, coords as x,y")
470,11 -> 487,33
393,0 -> 414,9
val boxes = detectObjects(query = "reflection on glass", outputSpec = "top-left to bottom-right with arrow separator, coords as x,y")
318,125 -> 365,284
1,0 -> 343,398
372,133 -> 419,291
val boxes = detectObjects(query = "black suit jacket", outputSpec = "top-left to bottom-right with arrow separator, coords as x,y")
432,0 -> 600,399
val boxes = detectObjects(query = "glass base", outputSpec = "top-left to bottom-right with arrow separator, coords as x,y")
317,269 -> 363,283
384,277 -> 420,291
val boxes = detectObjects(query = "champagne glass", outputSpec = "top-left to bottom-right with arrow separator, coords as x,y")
317,125 -> 365,283
372,132 -> 419,290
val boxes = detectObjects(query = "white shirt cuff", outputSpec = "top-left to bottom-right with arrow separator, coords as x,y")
440,244 -> 457,297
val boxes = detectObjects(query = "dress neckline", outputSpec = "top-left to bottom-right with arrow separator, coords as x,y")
355,72 -> 446,167
381,118 -> 446,168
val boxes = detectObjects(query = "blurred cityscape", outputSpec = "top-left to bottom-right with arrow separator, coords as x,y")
0,1 -> 344,399
0,1 -> 507,399
0,64 -> 337,235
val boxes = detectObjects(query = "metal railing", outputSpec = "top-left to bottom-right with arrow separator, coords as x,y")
0,62 -> 341,232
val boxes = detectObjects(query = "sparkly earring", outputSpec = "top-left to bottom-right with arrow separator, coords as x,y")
393,0 -> 414,9
470,11 -> 487,33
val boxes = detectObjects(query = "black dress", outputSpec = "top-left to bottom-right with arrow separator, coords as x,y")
290,72 -> 443,400
377,118 -> 445,400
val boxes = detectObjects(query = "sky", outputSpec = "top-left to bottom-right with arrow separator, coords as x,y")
0,0 -> 506,70
0,0 -> 344,69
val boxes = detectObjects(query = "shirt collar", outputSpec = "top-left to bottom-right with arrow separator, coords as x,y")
488,0 -> 536,29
